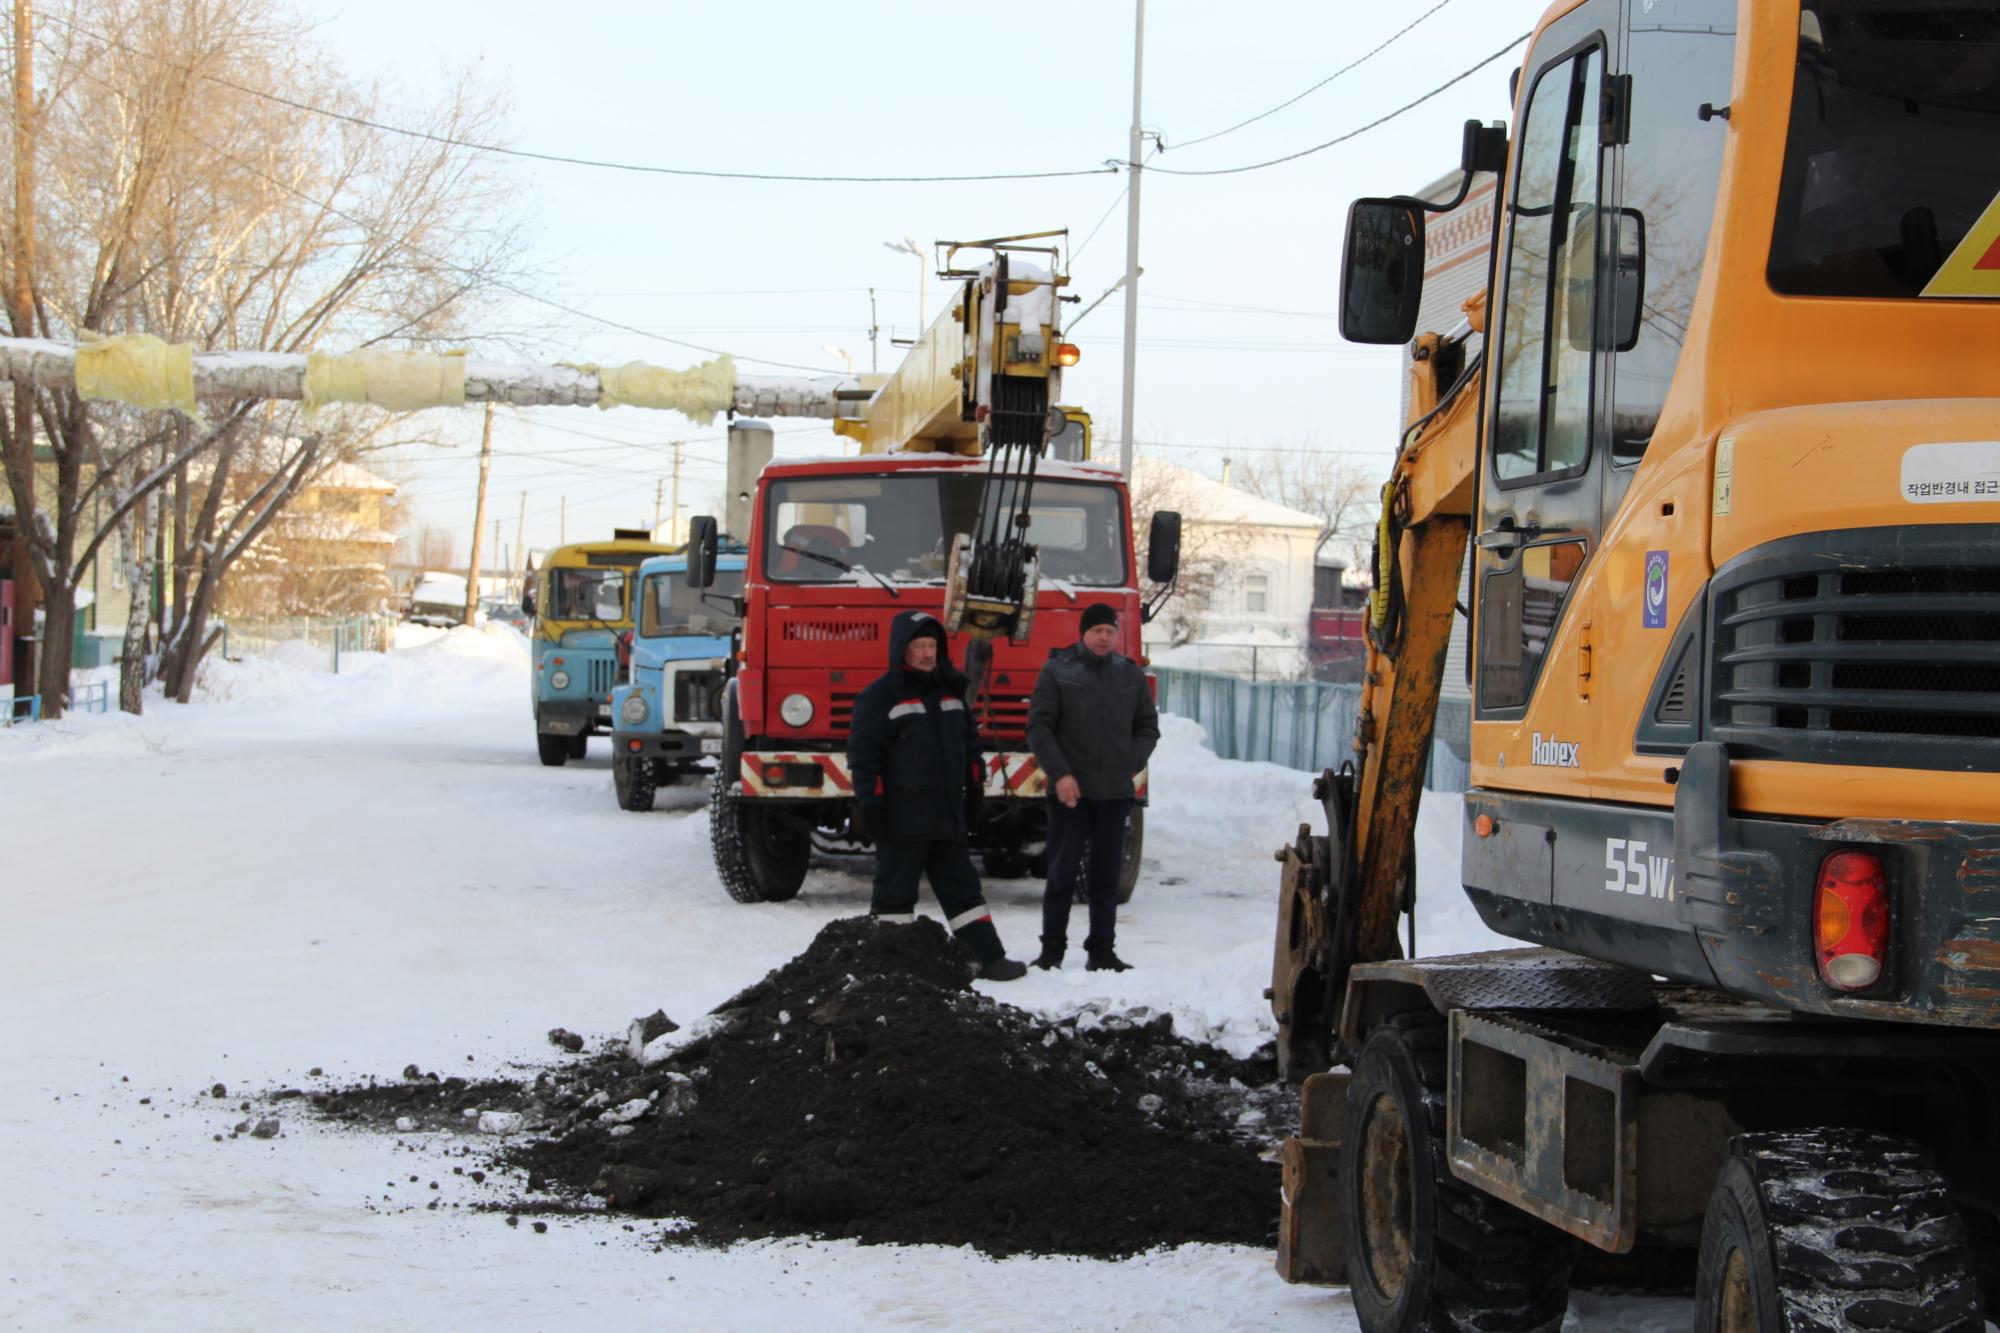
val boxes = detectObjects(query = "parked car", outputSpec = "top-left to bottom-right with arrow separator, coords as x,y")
482,597 -> 530,633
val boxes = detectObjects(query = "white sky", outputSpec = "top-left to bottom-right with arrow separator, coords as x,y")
312,0 -> 1545,566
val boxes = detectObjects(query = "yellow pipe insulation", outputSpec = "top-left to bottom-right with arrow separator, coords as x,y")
73,333 -> 197,418
589,354 -> 733,424
304,349 -> 466,414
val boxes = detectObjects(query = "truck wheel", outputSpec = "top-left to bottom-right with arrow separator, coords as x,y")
1693,1130 -> 1983,1333
708,770 -> 809,904
614,756 -> 656,812
1070,806 -> 1146,905
1342,1012 -> 1572,1333
537,733 -> 569,768
566,733 -> 588,760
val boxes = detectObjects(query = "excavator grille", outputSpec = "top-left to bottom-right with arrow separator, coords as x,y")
1710,532 -> 2000,771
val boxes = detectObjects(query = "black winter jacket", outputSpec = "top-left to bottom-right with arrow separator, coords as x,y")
846,610 -> 981,843
1025,642 -> 1160,801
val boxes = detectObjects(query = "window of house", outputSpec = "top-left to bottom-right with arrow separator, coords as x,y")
1246,573 -> 1271,614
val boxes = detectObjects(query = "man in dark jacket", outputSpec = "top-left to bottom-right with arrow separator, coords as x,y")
1024,603 -> 1161,971
847,609 -> 1027,981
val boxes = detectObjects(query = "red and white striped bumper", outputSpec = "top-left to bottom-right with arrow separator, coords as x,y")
738,751 -> 1148,801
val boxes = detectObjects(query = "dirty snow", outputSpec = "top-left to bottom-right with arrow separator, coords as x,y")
0,626 -> 1690,1330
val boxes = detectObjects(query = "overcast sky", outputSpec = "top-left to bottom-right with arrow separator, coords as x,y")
313,0 -> 1546,567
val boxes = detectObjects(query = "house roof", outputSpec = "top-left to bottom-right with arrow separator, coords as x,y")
311,461 -> 397,493
1135,459 -> 1323,530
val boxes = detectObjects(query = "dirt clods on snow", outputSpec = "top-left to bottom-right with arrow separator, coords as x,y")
309,917 -> 1286,1258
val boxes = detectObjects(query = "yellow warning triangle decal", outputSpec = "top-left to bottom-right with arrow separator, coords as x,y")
1922,189 -> 2000,298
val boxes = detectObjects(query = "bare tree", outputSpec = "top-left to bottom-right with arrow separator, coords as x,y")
1232,450 -> 1381,584
0,0 -> 522,714
1129,458 -> 1254,647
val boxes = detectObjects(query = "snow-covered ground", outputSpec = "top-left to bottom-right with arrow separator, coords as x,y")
0,628 -> 1688,1330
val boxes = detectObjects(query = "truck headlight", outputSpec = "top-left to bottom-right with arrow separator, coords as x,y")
620,694 -> 648,725
779,693 -> 815,727
550,670 -> 571,690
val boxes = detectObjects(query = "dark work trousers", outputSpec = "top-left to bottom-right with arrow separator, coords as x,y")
1041,795 -> 1134,953
872,838 -> 1004,962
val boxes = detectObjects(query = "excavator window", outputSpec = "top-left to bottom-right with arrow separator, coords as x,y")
1607,0 -> 1736,464
1768,0 -> 2000,299
1494,44 -> 1604,484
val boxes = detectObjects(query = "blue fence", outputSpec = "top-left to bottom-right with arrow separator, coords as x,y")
1151,666 -> 1470,791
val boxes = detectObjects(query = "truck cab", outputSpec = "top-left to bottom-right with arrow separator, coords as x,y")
607,550 -> 746,811
525,537 -> 675,767
691,450 -> 1178,904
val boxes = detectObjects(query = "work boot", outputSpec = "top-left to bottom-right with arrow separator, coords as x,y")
979,955 -> 1028,982
1032,939 -> 1066,970
1085,948 -> 1132,973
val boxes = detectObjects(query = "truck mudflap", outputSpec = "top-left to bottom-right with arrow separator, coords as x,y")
735,749 -> 1150,801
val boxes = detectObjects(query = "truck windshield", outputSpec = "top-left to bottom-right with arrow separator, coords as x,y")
761,474 -> 1128,585
1769,0 -> 2000,298
640,569 -> 745,636
547,567 -> 627,623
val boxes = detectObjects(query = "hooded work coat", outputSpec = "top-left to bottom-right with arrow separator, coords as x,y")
847,610 -> 980,843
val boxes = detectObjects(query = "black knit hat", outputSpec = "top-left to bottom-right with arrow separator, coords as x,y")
1080,603 -> 1119,633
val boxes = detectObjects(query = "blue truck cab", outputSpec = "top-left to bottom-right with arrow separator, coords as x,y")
607,550 -> 746,811
526,537 -> 675,768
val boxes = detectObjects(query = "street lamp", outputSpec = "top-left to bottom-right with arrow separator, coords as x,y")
884,238 -> 926,328
821,345 -> 854,376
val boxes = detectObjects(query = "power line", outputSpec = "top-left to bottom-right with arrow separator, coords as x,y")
38,11 -> 1115,186
167,120 -> 840,375
1171,0 -> 1460,150
1148,34 -> 1529,178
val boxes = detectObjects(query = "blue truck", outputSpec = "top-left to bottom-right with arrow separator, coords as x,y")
607,550 -> 746,811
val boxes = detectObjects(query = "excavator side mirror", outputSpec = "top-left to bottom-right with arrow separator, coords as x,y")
1147,510 -> 1182,585
1339,199 -> 1426,345
521,585 -> 535,617
685,515 -> 719,589
1565,206 -> 1646,353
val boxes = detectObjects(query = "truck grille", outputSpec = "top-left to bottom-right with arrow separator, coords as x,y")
675,669 -> 725,724
826,689 -> 1034,741
588,658 -> 617,698
1710,528 -> 2000,772
783,617 -> 879,643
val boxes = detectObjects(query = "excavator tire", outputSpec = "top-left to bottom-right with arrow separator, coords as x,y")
1692,1129 -> 1983,1333
708,769 -> 808,904
1341,1011 -> 1572,1333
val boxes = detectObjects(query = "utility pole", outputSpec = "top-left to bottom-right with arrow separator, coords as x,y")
6,0 -> 36,704
559,496 -> 566,547
669,440 -> 684,544
652,477 -> 664,536
513,489 -> 527,597
463,400 -> 494,626
1119,0 -> 1146,481
868,288 -> 879,372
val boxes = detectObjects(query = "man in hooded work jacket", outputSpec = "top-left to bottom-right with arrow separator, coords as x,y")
847,610 -> 1028,981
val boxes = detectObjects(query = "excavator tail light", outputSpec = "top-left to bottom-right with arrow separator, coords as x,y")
1814,850 -> 1890,992
1054,342 -> 1081,367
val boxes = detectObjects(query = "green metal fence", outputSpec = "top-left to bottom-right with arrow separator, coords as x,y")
220,615 -> 396,673
1151,666 -> 1470,791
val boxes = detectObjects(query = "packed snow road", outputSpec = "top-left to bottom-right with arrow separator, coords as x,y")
0,627 -> 1685,1330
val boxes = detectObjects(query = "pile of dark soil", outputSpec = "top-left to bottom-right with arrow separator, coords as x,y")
311,917 -> 1288,1258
